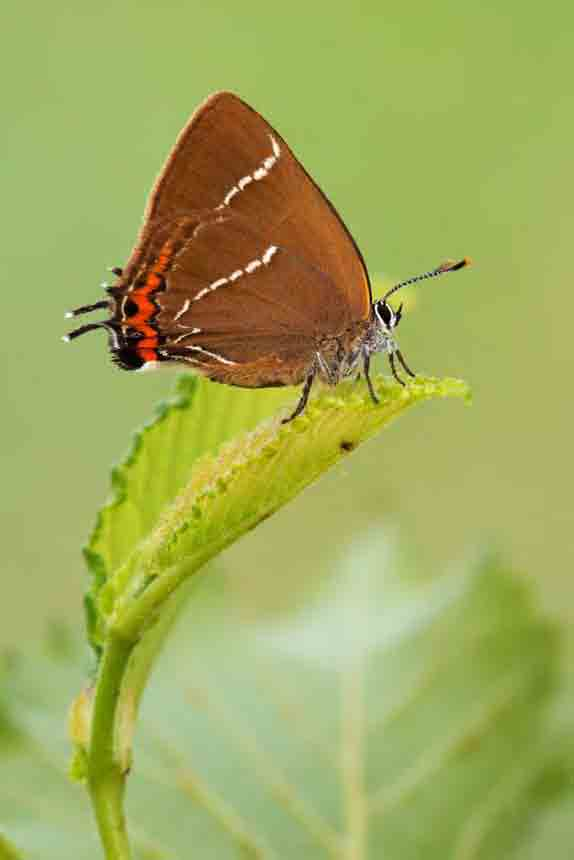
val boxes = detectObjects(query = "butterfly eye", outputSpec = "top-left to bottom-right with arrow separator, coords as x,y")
376,300 -> 393,327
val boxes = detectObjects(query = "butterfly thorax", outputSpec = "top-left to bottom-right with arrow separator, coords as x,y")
363,312 -> 399,359
314,318 -> 372,385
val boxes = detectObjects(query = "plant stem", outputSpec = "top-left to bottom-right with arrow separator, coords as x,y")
87,632 -> 134,860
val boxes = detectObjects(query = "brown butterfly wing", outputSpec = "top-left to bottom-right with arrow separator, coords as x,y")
157,212 -> 349,333
155,212 -> 343,386
164,331 -> 316,389
124,91 -> 372,323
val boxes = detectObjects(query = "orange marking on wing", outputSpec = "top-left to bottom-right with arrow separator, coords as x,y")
125,240 -> 174,363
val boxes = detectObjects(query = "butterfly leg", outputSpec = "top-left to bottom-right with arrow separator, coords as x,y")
389,353 -> 406,386
282,365 -> 317,424
396,348 -> 416,378
362,353 -> 379,404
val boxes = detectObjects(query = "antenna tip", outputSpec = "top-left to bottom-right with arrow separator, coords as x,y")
439,257 -> 472,273
62,334 -> 71,343
64,311 -> 74,319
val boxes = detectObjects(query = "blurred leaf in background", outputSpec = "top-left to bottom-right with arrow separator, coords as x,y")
1,532 -> 571,858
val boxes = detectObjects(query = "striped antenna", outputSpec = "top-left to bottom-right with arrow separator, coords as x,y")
382,257 -> 471,303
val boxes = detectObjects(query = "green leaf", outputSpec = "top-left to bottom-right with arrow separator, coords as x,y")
87,374 -> 469,646
129,539 -> 562,860
1,538 -> 569,858
0,644 -> 103,859
84,377 -> 291,653
77,372 -> 471,856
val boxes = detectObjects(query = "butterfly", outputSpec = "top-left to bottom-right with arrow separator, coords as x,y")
65,91 -> 470,422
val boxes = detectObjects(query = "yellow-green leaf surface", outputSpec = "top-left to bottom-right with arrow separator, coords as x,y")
87,374 -> 469,650
84,377 -> 291,649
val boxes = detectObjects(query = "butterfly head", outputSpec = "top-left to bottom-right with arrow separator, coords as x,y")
367,299 -> 402,366
364,257 -> 471,386
373,299 -> 402,334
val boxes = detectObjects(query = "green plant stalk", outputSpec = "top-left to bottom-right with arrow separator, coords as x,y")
87,633 -> 133,860
82,375 -> 470,858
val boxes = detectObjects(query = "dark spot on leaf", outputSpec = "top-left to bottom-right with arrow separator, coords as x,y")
339,439 -> 356,452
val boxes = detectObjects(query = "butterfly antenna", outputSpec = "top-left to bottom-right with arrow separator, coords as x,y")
382,257 -> 472,303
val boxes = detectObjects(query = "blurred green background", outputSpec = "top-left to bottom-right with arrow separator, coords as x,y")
2,0 -> 572,652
